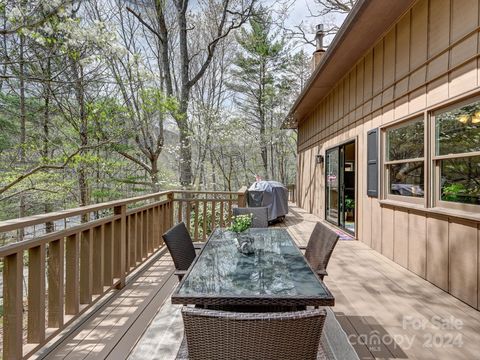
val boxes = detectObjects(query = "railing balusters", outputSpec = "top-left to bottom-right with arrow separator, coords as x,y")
136,211 -> 143,263
129,214 -> 136,269
104,222 -> 113,287
168,192 -> 174,229
202,201 -> 207,241
0,190 -> 247,359
227,199 -> 233,226
148,208 -> 154,254
113,218 -> 122,280
194,199 -> 199,240
48,238 -> 64,328
114,204 -> 127,287
186,200 -> 192,233
220,201 -> 225,228
142,210 -> 148,258
159,204 -> 165,241
3,251 -> 23,359
92,226 -> 104,295
153,206 -> 159,249
65,233 -> 80,315
28,244 -> 46,343
80,229 -> 93,304
177,200 -> 183,224
212,200 -> 217,230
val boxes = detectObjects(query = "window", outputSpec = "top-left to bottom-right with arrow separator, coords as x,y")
384,118 -> 425,202
434,99 -> 480,210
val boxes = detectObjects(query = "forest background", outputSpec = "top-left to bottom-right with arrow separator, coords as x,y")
0,0 -> 351,223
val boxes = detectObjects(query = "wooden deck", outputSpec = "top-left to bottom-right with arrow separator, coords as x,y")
36,205 -> 480,360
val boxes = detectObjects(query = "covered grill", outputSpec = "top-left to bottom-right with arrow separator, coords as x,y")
247,181 -> 289,223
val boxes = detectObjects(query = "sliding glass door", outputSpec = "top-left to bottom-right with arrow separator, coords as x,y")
325,141 -> 356,235
326,148 -> 339,224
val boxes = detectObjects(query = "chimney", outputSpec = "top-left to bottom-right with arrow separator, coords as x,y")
311,24 -> 326,71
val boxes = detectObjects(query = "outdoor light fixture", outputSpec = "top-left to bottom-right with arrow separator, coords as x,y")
472,111 -> 480,124
457,114 -> 469,124
316,154 -> 324,165
456,112 -> 480,124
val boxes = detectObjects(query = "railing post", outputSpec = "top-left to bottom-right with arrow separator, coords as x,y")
80,229 -> 93,304
167,192 -> 175,228
48,238 -> 65,328
3,252 -> 23,359
65,233 -> 80,315
114,204 -> 127,289
28,244 -> 46,343
237,186 -> 248,208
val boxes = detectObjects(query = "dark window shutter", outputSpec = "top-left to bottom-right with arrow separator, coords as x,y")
367,128 -> 379,197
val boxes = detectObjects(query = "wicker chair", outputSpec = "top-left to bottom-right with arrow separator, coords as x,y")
162,222 -> 198,281
233,207 -> 269,228
303,222 -> 339,280
178,307 -> 327,360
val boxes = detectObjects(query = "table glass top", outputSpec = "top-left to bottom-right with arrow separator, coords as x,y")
177,228 -> 328,298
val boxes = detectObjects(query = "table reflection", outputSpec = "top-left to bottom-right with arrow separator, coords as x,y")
178,228 -> 327,297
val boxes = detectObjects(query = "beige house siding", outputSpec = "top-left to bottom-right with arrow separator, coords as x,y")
296,0 -> 480,309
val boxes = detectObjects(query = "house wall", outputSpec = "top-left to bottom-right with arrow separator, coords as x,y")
296,0 -> 480,309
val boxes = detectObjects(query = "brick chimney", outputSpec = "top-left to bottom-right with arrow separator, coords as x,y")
311,24 -> 326,71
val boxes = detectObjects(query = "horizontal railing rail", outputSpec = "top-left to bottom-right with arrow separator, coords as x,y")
0,187 -> 247,359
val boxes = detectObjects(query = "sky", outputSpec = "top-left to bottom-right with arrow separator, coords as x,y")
278,0 -> 348,51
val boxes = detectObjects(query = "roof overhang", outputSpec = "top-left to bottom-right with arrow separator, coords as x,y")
282,0 -> 417,129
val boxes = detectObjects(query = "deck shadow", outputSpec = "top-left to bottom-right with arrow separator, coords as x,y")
335,312 -> 408,360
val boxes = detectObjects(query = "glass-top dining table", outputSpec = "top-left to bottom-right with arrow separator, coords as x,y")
171,228 -> 335,308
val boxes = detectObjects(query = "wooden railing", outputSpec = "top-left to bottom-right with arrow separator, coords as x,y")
0,188 -> 247,359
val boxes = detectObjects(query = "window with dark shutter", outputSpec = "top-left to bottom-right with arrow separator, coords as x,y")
367,128 -> 379,197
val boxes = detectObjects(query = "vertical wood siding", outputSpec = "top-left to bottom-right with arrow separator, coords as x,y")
296,0 -> 480,309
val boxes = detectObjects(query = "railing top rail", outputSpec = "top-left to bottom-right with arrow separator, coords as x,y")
0,214 -> 122,258
0,188 -> 249,234
0,190 -> 172,232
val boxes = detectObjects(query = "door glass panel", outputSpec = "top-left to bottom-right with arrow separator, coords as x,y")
326,148 -> 339,225
343,142 -> 356,235
339,147 -> 345,229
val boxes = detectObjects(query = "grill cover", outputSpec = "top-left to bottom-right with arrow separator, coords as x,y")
247,181 -> 289,221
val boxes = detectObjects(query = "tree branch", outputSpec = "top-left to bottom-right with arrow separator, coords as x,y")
0,142 -> 110,195
187,0 -> 256,88
116,150 -> 152,173
125,6 -> 164,43
0,4 -> 66,36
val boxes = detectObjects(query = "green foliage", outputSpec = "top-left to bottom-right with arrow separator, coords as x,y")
442,183 -> 466,202
139,88 -> 179,116
345,197 -> 355,211
0,114 -> 17,151
228,214 -> 253,233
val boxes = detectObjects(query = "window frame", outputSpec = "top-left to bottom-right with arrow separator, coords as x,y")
431,98 -> 480,212
382,116 -> 426,205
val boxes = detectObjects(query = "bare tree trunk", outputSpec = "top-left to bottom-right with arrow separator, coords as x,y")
177,97 -> 192,187
18,31 -> 26,238
150,155 -> 160,192
71,59 -> 89,221
43,58 -> 54,233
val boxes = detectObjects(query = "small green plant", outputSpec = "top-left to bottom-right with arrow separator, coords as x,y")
442,183 -> 466,202
228,214 -> 253,233
345,197 -> 355,211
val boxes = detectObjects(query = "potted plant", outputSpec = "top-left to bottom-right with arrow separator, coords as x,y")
345,197 -> 355,221
229,214 -> 254,254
